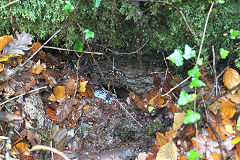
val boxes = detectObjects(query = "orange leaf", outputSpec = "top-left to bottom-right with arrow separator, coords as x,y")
148,94 -> 164,108
223,68 -> 240,94
32,60 -> 46,74
220,101 -> 236,120
156,132 -> 171,148
0,35 -> 14,52
53,86 -> 65,100
0,63 -> 3,72
31,42 -> 41,53
48,94 -> 57,101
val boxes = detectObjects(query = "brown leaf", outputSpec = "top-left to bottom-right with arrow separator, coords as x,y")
0,35 -> 14,52
208,101 -> 221,115
3,31 -> 32,55
66,77 -> 77,97
226,92 -> 240,104
31,42 -> 41,53
156,132 -> 171,148
32,60 -> 46,74
219,101 -> 236,120
223,68 -> 240,94
153,76 -> 161,87
56,98 -> 78,122
54,86 -> 66,99
165,113 -> 185,139
156,142 -> 178,160
42,69 -> 57,86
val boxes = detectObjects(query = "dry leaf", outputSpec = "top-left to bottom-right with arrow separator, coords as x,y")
56,98 -> 78,122
79,81 -> 88,92
31,42 -> 41,53
220,101 -> 236,120
32,60 -> 46,74
0,63 -> 3,72
3,31 -> 32,55
66,78 -> 77,97
148,94 -> 164,108
165,113 -> 185,139
208,101 -> 221,115
226,93 -> 240,104
153,76 -> 161,87
156,142 -> 178,160
53,86 -> 65,100
223,68 -> 240,94
0,35 -> 14,52
156,132 -> 171,148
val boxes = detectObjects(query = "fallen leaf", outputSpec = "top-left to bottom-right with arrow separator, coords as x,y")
53,86 -> 65,99
31,42 -> 41,53
226,93 -> 240,104
3,31 -> 32,55
0,35 -> 14,52
153,76 -> 161,87
208,101 -> 221,115
156,141 -> 178,160
156,132 -> 171,148
56,98 -> 78,122
219,101 -> 236,120
32,60 -> 46,74
0,63 -> 3,72
223,68 -> 240,94
66,77 -> 77,97
79,81 -> 88,92
148,94 -> 164,108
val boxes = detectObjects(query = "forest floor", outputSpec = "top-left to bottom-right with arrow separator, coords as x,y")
0,32 -> 240,160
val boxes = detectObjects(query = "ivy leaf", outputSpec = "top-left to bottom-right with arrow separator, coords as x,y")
219,48 -> 229,59
63,1 -> 74,12
187,149 -> 203,160
197,58 -> 203,66
216,0 -> 225,4
237,115 -> 240,131
84,29 -> 95,40
74,37 -> 83,52
177,89 -> 193,106
230,29 -> 240,39
93,0 -> 101,10
189,78 -> 206,88
183,44 -> 196,60
188,65 -> 201,78
166,49 -> 183,66
184,110 -> 201,124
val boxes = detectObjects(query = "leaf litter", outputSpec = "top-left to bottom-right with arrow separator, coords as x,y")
0,31 -> 239,160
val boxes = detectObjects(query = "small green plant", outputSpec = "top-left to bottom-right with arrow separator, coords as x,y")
187,149 -> 203,160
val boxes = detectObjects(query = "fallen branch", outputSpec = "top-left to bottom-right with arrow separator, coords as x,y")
30,145 -> 70,160
43,45 -> 104,55
0,86 -> 47,107
0,0 -> 19,10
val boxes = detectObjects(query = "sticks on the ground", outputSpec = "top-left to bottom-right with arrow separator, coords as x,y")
30,145 -> 70,160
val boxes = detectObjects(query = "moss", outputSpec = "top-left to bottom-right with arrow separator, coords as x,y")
0,0 -> 239,66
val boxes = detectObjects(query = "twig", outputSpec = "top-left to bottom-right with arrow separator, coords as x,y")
30,145 -> 70,160
162,76 -> 191,97
96,39 -> 149,56
115,99 -> 143,127
0,0 -> 19,10
202,97 -> 233,160
9,0 -> 15,33
0,86 -> 47,107
0,16 -> 11,20
196,2 -> 214,63
131,0 -> 195,37
43,46 -> 104,55
20,27 -> 65,67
